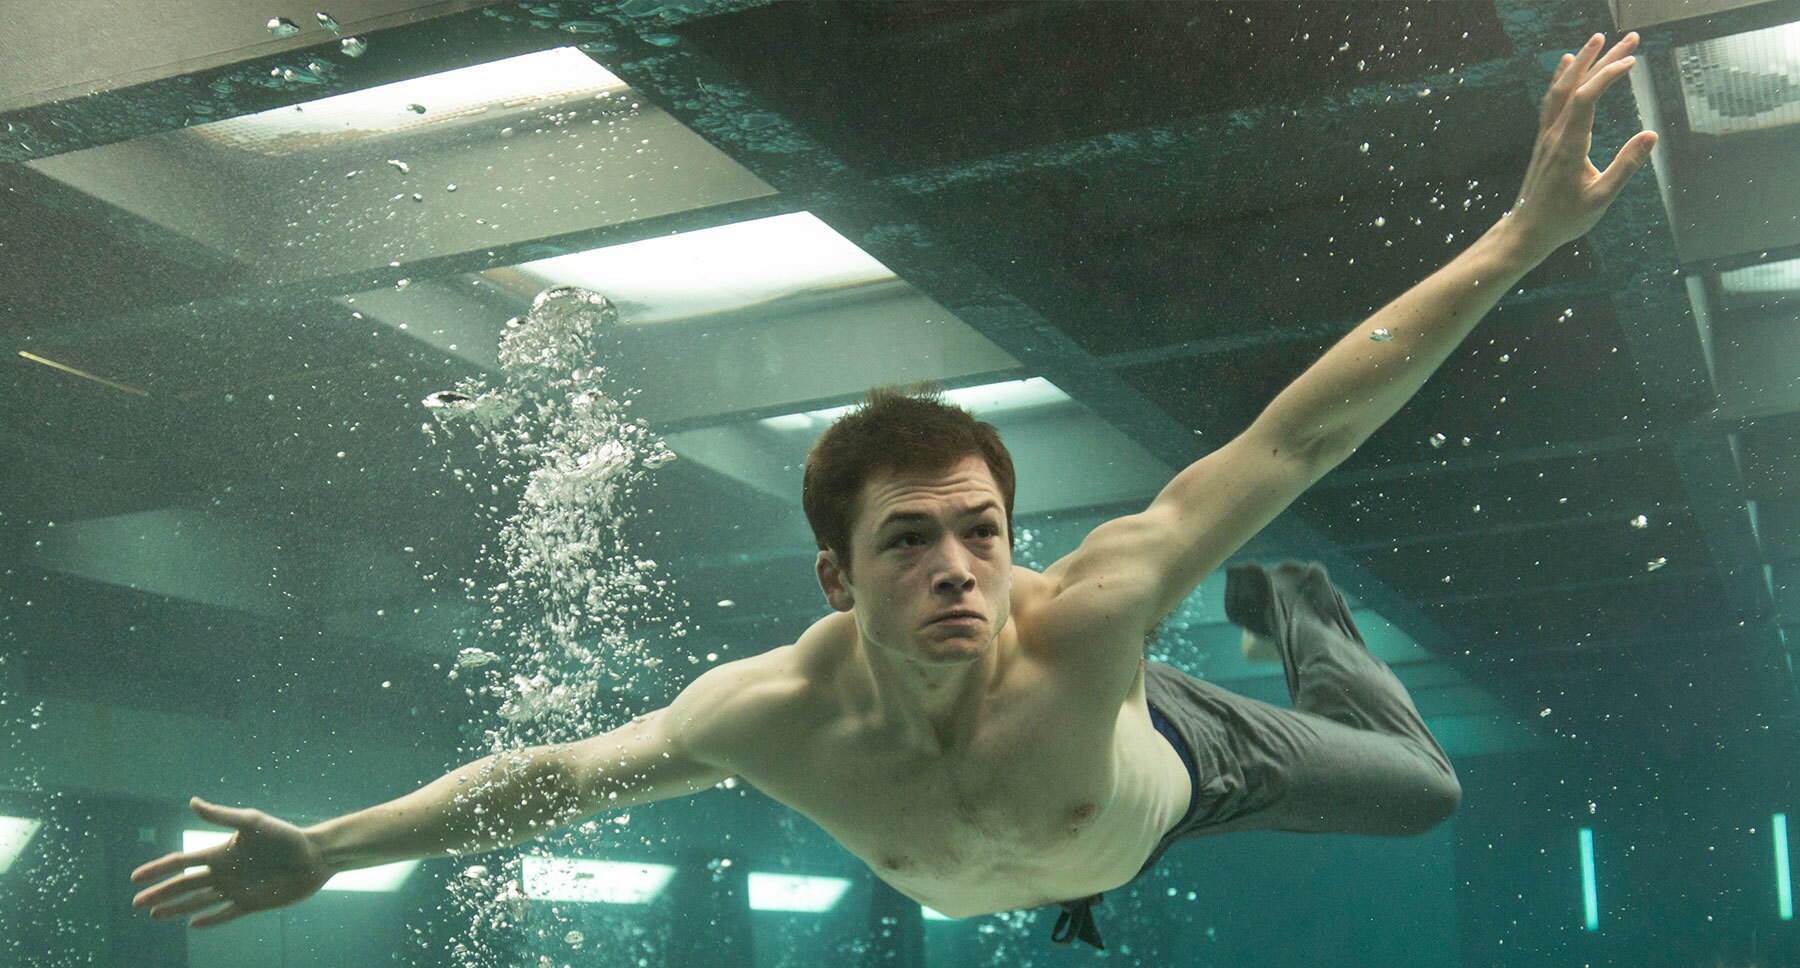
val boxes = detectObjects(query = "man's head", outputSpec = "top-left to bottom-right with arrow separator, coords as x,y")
803,382 -> 1016,584
804,383 -> 1018,663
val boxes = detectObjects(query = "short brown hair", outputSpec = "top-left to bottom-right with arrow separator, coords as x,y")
802,381 -> 1016,583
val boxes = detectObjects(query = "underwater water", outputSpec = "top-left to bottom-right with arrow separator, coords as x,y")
6,3 -> 1800,968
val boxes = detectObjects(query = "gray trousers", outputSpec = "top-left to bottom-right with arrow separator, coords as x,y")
1050,561 -> 1462,950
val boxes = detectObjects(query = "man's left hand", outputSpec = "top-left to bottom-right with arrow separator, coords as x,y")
1504,32 -> 1659,257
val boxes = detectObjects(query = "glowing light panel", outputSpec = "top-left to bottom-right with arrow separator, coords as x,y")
1579,827 -> 1599,931
1721,257 -> 1800,295
0,816 -> 42,874
1676,22 -> 1800,135
759,377 -> 1069,432
1777,813 -> 1793,920
512,213 -> 895,326
747,872 -> 852,913
522,856 -> 675,904
193,48 -> 627,154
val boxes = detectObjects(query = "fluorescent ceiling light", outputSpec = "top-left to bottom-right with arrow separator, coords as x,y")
507,213 -> 896,325
940,378 -> 1071,414
191,47 -> 627,155
922,906 -> 953,921
522,856 -> 676,904
183,830 -> 417,892
759,377 -> 1069,432
0,816 -> 42,874
323,860 -> 421,892
747,872 -> 852,913
1676,22 -> 1800,135
1720,256 -> 1800,294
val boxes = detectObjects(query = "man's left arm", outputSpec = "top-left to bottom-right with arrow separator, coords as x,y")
1044,32 -> 1659,638
1263,30 -> 1657,465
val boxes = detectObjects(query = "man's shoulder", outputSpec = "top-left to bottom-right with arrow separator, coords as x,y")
674,623 -> 841,767
1007,561 -> 1153,692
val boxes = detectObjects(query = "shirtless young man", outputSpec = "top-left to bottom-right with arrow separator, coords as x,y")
130,33 -> 1657,951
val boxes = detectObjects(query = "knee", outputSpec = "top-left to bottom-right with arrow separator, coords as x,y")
1405,772 -> 1462,834
1380,771 -> 1460,836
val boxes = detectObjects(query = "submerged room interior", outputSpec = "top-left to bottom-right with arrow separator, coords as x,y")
3,0 -> 1800,965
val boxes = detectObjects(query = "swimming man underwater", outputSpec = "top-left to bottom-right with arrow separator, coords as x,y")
130,33 -> 1658,951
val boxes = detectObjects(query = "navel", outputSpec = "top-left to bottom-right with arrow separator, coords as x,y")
1067,802 -> 1098,831
881,854 -> 909,871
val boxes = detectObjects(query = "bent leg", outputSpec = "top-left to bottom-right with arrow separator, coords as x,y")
1143,662 -> 1459,848
1141,562 -> 1460,860
1226,561 -> 1456,782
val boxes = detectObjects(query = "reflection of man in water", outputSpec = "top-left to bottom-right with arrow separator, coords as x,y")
132,34 -> 1658,951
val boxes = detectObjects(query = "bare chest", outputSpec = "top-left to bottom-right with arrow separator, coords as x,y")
743,661 -> 1179,916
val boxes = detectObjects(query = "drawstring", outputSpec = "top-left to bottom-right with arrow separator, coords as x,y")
1051,893 -> 1106,949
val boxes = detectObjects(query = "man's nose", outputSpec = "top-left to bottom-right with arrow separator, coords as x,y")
934,545 -> 977,591
935,570 -> 975,593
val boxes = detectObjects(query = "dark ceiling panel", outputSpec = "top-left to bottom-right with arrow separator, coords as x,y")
0,166 -> 235,324
683,1 -> 1512,178
1119,293 -> 1652,458
1431,569 -> 1739,653
1357,511 -> 1715,607
1298,446 -> 1693,549
1739,412 -> 1800,502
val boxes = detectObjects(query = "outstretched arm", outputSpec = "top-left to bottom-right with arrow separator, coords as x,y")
308,698 -> 732,875
1044,32 -> 1659,642
1261,31 -> 1658,463
131,664 -> 740,929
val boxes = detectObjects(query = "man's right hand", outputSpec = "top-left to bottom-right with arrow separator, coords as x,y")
130,797 -> 333,929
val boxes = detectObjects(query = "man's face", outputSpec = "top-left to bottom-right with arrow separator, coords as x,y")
820,453 -> 1012,665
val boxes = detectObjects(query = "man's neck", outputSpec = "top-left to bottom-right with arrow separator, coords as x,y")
853,623 -> 1011,756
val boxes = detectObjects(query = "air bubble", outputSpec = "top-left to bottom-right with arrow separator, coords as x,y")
455,648 -> 501,668
267,17 -> 301,37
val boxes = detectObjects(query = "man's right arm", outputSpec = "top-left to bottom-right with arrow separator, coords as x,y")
309,662 -> 741,873
135,657 -> 773,927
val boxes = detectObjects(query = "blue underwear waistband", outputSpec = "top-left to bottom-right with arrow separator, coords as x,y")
1148,702 -> 1200,828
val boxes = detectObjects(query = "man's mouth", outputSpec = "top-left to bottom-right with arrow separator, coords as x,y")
933,610 -> 981,624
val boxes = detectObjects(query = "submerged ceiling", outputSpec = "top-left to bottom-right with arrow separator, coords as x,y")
4,0 -> 1800,781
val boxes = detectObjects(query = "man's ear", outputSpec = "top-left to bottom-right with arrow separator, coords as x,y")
817,550 -> 854,613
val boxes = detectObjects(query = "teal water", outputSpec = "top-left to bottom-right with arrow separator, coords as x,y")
4,3 -> 1798,967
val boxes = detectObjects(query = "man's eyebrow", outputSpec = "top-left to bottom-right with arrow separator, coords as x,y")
877,502 -> 1002,531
